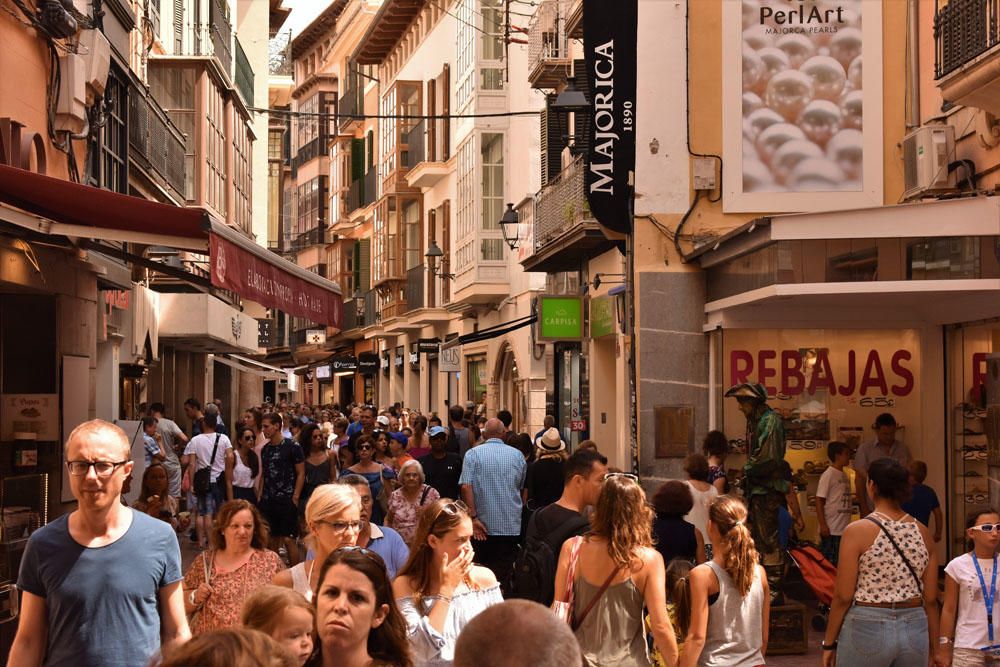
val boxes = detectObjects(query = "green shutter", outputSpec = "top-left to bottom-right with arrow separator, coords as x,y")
358,238 -> 371,291
351,138 -> 365,181
352,240 -> 361,291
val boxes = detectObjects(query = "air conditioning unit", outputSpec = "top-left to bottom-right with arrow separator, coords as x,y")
902,125 -> 957,201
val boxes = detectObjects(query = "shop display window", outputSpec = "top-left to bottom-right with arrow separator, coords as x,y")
720,329 -> 922,545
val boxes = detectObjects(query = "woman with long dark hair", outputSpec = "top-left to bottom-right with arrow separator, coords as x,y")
299,423 -> 337,513
233,426 -> 260,504
307,547 -> 413,667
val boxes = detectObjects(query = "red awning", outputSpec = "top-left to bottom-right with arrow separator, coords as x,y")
0,164 -> 343,327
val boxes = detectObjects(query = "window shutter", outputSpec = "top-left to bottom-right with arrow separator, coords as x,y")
172,0 -> 183,51
351,138 -> 365,181
540,94 -> 566,185
440,65 -> 450,160
358,238 -> 371,291
571,59 -> 591,156
426,79 -> 436,162
352,240 -> 361,292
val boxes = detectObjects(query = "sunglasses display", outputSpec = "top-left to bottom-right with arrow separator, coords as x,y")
788,440 -> 821,450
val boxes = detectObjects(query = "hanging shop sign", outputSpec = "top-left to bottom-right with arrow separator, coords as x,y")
722,0 -> 883,212
394,346 -> 405,375
417,338 -> 441,354
538,295 -> 584,342
583,0 -> 638,235
315,365 -> 332,380
305,329 -> 326,345
257,318 -> 274,348
358,352 -> 379,376
590,295 -> 615,338
381,350 -> 391,376
439,344 -> 462,373
330,355 -> 358,373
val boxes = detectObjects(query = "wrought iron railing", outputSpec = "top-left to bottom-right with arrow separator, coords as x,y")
529,0 -> 571,77
404,120 -> 425,168
533,155 -> 590,252
935,0 -> 1000,79
128,85 -> 187,200
338,84 -> 358,130
404,265 -> 424,311
234,37 -> 254,106
291,227 -> 325,252
209,0 -> 232,74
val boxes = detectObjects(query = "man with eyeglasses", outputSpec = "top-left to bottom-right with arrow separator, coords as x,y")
10,420 -> 190,666
337,476 -> 409,579
459,417 -> 527,589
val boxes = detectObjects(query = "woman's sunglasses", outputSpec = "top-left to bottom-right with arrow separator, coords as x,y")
970,523 -> 1000,533
604,472 -> 639,483
358,444 -> 373,451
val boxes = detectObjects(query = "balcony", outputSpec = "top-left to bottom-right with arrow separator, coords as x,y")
403,120 -> 426,169
348,169 -> 377,213
235,37 -> 254,107
405,117 -> 450,189
338,84 -> 359,132
291,227 -> 326,252
404,265 -> 425,312
128,84 -> 187,202
935,0 -> 1000,115
155,0 -> 233,84
520,155 -> 616,274
528,0 -> 572,89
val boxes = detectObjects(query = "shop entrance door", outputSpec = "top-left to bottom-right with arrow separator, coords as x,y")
339,375 -> 355,406
555,344 -> 583,450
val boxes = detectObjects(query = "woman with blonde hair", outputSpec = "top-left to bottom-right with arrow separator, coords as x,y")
273,484 -> 361,601
160,627 -> 298,667
553,473 -> 678,666
242,585 -> 315,665
680,495 -> 769,667
392,499 -> 502,665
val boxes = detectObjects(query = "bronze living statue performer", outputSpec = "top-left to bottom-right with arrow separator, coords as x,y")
725,382 -> 787,604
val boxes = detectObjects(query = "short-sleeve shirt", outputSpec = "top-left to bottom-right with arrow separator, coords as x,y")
419,452 -> 463,500
458,438 -> 526,536
366,524 -> 410,580
184,432 -> 232,483
260,438 -> 305,501
155,417 -> 185,455
816,466 -> 852,535
143,434 -> 160,467
945,554 -> 1000,650
853,439 -> 912,506
902,483 -> 940,527
17,510 -> 182,667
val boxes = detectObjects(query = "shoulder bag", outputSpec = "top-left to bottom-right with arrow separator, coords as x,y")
864,515 -> 924,593
193,434 -> 221,496
552,535 -> 583,624
188,549 -> 214,626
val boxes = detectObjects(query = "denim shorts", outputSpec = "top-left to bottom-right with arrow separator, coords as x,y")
837,605 -> 928,666
196,482 -> 224,516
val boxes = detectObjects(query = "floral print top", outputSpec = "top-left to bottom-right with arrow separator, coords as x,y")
387,485 -> 440,544
183,548 -> 285,635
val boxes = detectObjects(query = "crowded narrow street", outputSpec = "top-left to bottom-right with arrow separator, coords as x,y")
1,0 -> 1000,665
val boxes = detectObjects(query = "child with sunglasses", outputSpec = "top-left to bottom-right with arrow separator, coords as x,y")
939,508 -> 1000,667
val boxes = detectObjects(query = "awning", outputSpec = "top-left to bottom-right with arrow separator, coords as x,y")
440,314 -> 538,349
0,164 -> 343,327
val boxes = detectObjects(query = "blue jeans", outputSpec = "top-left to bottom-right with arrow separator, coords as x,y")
837,605 -> 928,666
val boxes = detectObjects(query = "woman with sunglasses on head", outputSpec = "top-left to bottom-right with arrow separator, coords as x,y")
308,547 -> 413,667
340,434 -> 397,526
937,508 -> 1000,667
233,426 -> 261,504
822,457 -> 939,667
392,498 -> 502,666
554,473 -> 679,667
274,484 -> 362,602
299,423 -> 338,514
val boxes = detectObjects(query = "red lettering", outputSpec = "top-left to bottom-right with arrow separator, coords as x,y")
757,350 -> 777,395
808,349 -> 837,395
859,350 -> 889,395
973,352 -> 989,390
731,350 -> 753,385
837,350 -> 856,395
781,350 -> 805,396
890,350 -> 914,396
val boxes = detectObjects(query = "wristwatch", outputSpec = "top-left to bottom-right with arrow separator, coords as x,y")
820,641 -> 838,651
188,589 -> 197,605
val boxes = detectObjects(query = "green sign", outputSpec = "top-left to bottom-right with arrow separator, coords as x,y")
538,296 -> 584,341
590,295 -> 615,339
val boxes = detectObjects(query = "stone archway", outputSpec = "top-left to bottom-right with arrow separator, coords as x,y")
493,341 -> 525,432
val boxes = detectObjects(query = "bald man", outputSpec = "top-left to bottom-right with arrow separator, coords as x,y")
10,420 -> 189,666
453,600 -> 582,667
459,417 -> 526,588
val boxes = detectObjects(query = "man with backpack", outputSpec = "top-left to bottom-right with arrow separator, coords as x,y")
508,448 -> 608,605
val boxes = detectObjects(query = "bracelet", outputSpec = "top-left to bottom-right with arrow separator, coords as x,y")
188,589 -> 197,606
821,641 -> 838,651
939,637 -> 954,645
436,594 -> 453,603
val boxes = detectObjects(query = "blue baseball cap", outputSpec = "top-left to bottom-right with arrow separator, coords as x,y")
428,425 -> 447,438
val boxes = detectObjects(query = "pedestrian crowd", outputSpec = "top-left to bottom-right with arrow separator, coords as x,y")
7,403 -> 993,667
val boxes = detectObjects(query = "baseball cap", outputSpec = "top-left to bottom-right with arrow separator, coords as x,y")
376,415 -> 390,427
428,425 -> 447,438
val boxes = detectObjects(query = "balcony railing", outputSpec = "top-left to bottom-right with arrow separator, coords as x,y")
528,0 -> 572,88
291,227 -> 326,252
404,120 -> 425,168
338,85 -> 358,130
168,0 -> 232,77
935,0 -> 1000,79
234,37 -> 254,106
348,169 -> 377,211
269,30 -> 292,76
128,84 -> 187,200
404,265 -> 424,311
534,155 -> 589,250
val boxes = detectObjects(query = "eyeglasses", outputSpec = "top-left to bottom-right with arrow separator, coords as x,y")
242,435 -> 255,441
970,523 -> 1000,533
333,545 -> 386,568
66,460 -> 129,477
358,445 -> 373,451
604,472 -> 639,483
966,494 -> 989,504
319,520 -> 362,533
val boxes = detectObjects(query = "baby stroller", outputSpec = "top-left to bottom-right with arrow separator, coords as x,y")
787,541 -> 837,631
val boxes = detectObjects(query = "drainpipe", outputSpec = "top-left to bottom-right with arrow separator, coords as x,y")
907,0 -> 920,130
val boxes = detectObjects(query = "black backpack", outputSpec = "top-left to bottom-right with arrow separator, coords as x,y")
507,508 -> 590,605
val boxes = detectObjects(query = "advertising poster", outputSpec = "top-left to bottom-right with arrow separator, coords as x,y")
723,0 -> 882,212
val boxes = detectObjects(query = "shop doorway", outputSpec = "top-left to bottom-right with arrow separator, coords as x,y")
555,343 -> 586,450
339,375 -> 355,406
495,343 -> 525,431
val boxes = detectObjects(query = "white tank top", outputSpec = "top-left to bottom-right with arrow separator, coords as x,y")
290,561 -> 314,602
232,452 -> 254,489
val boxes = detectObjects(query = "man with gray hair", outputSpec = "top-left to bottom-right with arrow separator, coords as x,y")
453,600 -> 582,667
337,475 -> 409,578
10,420 -> 189,665
460,417 -> 526,587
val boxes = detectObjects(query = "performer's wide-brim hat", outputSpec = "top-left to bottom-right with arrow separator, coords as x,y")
535,427 -> 566,453
724,382 -> 769,402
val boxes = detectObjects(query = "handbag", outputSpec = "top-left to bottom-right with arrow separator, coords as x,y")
552,536 -> 583,624
193,434 -> 221,496
188,549 -> 213,626
864,515 -> 924,593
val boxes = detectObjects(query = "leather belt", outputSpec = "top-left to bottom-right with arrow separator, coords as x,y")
855,598 -> 923,609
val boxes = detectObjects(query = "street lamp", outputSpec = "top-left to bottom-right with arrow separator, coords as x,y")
499,203 -> 519,251
424,240 -> 454,279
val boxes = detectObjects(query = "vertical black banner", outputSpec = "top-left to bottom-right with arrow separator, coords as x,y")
583,0 -> 638,235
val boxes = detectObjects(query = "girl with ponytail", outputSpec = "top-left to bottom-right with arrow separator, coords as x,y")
680,495 -> 769,667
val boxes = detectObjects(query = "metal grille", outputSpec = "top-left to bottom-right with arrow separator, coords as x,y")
234,37 -> 254,106
533,155 -> 590,252
404,265 -> 424,311
528,0 -> 571,84
404,119 -> 425,168
935,0 -> 999,78
209,0 -> 232,74
128,83 -> 187,199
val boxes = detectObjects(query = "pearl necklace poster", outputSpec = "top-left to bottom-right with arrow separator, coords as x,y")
722,0 -> 883,212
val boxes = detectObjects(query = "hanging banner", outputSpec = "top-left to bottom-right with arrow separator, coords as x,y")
722,0 -> 882,212
330,355 -> 358,373
583,0 -> 637,235
358,352 -> 379,376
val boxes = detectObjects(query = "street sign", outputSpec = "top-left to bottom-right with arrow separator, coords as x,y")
569,420 -> 587,432
306,329 -> 326,345
439,345 -> 461,372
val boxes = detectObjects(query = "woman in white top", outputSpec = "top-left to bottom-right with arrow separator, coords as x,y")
823,458 -> 938,667
392,499 -> 502,666
938,507 -> 1000,667
272,483 -> 361,602
683,454 -> 719,559
232,427 -> 259,504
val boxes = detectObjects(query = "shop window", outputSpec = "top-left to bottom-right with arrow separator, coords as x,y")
89,65 -> 128,193
907,237 -> 980,280
467,355 -> 487,407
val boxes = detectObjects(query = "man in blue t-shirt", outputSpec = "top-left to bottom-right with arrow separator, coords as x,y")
11,420 -> 188,666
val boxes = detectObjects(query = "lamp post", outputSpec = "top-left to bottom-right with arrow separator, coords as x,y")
499,203 -> 519,251
425,241 -> 454,279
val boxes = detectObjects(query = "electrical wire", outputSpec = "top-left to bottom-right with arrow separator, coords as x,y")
255,106 -> 540,120
684,0 -> 722,204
